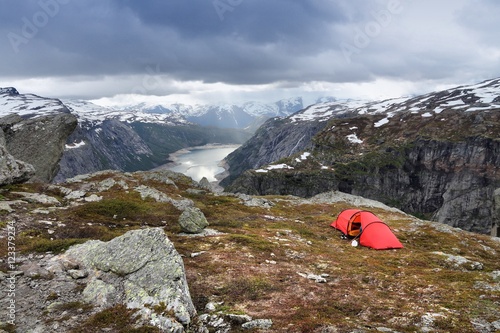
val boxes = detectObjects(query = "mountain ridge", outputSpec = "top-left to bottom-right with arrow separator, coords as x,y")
223,77 -> 500,236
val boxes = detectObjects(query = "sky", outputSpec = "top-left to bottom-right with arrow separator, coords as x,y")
0,0 -> 499,107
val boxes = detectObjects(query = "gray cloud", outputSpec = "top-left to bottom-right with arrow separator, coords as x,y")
0,0 -> 499,100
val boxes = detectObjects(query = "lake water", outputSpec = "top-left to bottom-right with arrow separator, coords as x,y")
164,145 -> 240,182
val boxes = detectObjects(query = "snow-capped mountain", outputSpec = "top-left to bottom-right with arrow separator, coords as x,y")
290,78 -> 500,123
121,97 -> 305,129
0,87 -> 70,118
62,100 -> 189,128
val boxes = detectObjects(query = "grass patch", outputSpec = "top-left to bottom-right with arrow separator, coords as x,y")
18,237 -> 86,254
72,198 -> 147,222
227,234 -> 276,252
220,276 -> 278,302
71,304 -> 160,333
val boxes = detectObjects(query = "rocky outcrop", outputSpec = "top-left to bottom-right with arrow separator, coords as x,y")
0,113 -> 77,183
63,227 -> 197,331
0,129 -> 35,185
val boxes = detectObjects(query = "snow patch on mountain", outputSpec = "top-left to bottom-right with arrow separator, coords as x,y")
62,100 -> 189,127
0,88 -> 69,118
288,78 -> 500,125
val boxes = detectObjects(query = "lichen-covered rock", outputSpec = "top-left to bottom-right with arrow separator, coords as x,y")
63,227 -> 197,330
0,143 -> 35,185
135,185 -> 194,211
1,112 -> 77,183
178,207 -> 209,234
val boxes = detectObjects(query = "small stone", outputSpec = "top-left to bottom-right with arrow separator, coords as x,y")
190,251 -> 206,258
205,302 -> 216,312
65,190 -> 86,200
84,194 -> 102,202
242,319 -> 273,330
68,269 -> 88,279
227,314 -> 252,325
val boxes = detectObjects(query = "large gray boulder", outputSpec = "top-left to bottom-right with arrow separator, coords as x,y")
0,129 -> 35,185
63,227 -> 197,331
178,207 -> 209,234
1,113 -> 77,183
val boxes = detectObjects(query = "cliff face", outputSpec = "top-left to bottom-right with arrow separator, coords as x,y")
0,128 -> 35,185
54,120 -> 155,182
54,120 -> 251,182
224,79 -> 500,235
0,108 -> 77,185
220,117 -> 329,187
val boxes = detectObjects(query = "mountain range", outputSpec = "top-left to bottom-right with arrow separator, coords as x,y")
223,78 -> 500,236
1,78 -> 500,236
0,88 -> 309,182
116,96 -> 305,129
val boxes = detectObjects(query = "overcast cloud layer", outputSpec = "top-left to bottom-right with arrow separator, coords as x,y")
0,0 -> 499,105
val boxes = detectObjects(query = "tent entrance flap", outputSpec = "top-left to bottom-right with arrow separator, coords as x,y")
347,219 -> 361,237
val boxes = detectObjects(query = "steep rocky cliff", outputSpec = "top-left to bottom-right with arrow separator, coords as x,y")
0,129 -> 35,185
1,89 -> 251,183
224,78 -> 500,235
0,88 -> 77,183
54,120 -> 251,182
219,116 -> 329,187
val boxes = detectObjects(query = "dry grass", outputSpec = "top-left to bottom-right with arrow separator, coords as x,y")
1,174 -> 499,332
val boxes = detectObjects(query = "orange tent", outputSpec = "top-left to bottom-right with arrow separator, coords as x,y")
331,209 -> 403,250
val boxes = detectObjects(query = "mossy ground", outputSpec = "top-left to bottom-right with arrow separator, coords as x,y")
1,173 -> 499,332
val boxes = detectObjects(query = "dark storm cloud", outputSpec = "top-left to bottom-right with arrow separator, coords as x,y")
0,0 -> 351,82
0,0 -> 499,99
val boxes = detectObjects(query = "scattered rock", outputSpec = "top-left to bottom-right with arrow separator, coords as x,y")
67,269 -> 88,279
178,207 -> 209,234
83,194 -> 102,202
19,262 -> 52,279
432,251 -> 484,270
135,185 -> 194,210
205,302 -> 217,312
242,318 -> 273,330
0,200 -> 25,212
178,228 -> 224,237
11,192 -> 61,205
237,193 -> 275,208
137,170 -> 179,188
191,251 -> 206,258
297,272 -> 328,283
227,313 -> 252,325
64,190 -> 86,200
419,312 -> 447,332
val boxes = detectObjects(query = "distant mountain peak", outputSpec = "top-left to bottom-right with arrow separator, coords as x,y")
0,87 -> 20,95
